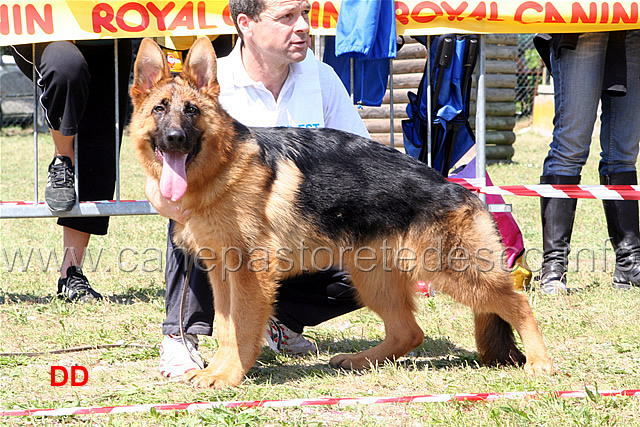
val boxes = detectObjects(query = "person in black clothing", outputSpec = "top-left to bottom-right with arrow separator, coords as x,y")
11,40 -> 132,302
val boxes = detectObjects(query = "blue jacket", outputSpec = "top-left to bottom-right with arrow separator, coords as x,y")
323,0 -> 397,106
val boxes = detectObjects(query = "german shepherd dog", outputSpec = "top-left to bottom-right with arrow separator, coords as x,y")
130,37 -> 553,388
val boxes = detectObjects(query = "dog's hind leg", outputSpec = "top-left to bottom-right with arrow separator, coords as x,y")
432,207 -> 553,376
437,266 -> 554,376
329,270 -> 424,370
474,288 -> 554,376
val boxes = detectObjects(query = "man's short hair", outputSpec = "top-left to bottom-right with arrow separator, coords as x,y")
229,0 -> 268,38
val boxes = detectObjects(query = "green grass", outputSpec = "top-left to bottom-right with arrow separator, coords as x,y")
1,123 -> 639,426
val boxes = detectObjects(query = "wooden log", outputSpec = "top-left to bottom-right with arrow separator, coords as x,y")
391,58 -> 426,74
382,89 -> 413,104
370,133 -> 405,147
485,34 -> 519,45
485,44 -> 518,60
483,74 -> 517,88
470,101 -> 517,117
483,131 -> 516,146
358,104 -> 408,119
486,59 -> 518,74
397,42 -> 427,59
363,118 -> 404,134
470,88 -> 515,102
390,73 -> 423,89
486,144 -> 515,160
470,116 -> 516,131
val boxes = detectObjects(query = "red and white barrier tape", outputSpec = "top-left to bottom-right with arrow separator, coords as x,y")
2,389 -> 638,417
447,178 -> 640,200
2,182 -> 639,209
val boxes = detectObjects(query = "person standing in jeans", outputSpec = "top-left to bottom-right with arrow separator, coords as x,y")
534,31 -> 640,294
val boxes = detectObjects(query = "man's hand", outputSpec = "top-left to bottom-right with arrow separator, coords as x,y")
145,176 -> 191,223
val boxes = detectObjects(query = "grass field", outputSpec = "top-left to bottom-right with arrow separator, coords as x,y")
1,123 -> 639,426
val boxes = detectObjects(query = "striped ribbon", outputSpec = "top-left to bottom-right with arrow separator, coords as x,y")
447,178 -> 640,200
2,389 -> 639,417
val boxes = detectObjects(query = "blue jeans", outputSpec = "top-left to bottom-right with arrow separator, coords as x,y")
543,31 -> 640,177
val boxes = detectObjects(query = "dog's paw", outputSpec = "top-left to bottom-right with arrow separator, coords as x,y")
524,357 -> 555,376
329,354 -> 375,370
182,368 -> 238,389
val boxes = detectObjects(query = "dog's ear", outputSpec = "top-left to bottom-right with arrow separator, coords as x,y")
130,38 -> 170,107
182,36 -> 220,97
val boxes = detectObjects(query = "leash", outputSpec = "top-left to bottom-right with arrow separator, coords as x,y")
0,343 -> 153,357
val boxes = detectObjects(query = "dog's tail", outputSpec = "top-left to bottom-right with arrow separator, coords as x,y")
474,313 -> 526,366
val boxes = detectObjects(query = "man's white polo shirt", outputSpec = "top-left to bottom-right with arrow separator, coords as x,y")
217,41 -> 369,138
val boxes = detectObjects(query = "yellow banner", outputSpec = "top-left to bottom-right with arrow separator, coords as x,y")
1,1 -> 639,46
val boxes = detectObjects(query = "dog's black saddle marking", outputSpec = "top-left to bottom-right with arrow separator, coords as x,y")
249,126 -> 477,243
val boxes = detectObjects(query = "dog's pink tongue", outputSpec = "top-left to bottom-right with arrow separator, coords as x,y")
159,151 -> 189,201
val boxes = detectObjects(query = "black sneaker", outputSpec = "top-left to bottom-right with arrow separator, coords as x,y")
45,156 -> 76,211
57,266 -> 103,302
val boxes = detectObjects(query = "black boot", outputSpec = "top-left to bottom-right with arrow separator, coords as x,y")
600,172 -> 640,290
539,175 -> 581,294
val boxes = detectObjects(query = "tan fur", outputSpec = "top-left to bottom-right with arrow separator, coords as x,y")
131,37 -> 553,389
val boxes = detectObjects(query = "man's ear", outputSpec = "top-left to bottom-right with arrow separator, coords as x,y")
182,37 -> 219,97
130,38 -> 170,107
236,13 -> 252,38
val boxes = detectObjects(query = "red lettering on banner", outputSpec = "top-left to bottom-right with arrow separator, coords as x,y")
412,1 -> 442,24
197,1 -> 216,29
488,1 -> 503,21
322,1 -> 339,28
24,4 -> 54,34
169,1 -> 195,30
0,5 -> 7,35
612,2 -> 638,23
601,2 -> 610,22
92,1 -> 222,34
571,2 -> 598,23
12,4 -> 21,35
310,1 -> 319,27
441,1 -> 468,21
395,1 -> 411,25
93,4 -> 117,32
467,2 -> 486,20
514,1 -> 543,23
544,2 -> 566,23
147,2 -> 174,31
116,2 -> 150,32
0,4 -> 53,36
222,4 -> 233,26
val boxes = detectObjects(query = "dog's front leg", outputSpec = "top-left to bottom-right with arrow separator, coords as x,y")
184,268 -> 276,388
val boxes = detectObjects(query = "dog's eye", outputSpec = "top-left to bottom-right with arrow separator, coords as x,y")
153,105 -> 165,113
185,105 -> 199,115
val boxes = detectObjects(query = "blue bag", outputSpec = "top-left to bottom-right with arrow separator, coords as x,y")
402,35 -> 478,176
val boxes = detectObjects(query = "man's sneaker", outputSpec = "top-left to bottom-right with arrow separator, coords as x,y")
57,266 -> 103,302
45,155 -> 76,211
159,334 -> 204,379
264,316 -> 317,355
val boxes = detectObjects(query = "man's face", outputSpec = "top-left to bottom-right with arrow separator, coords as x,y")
248,0 -> 311,65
